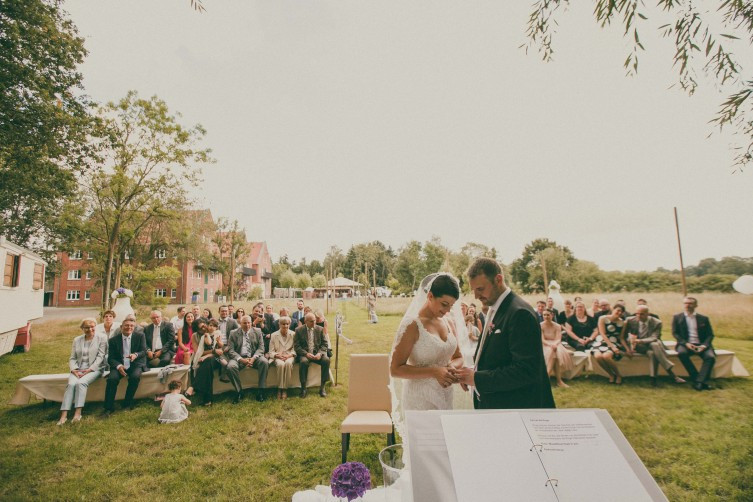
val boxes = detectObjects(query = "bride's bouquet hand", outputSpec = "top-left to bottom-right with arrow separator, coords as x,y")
434,366 -> 459,388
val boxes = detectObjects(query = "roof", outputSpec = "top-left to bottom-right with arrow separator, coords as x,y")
247,241 -> 269,266
327,276 -> 362,287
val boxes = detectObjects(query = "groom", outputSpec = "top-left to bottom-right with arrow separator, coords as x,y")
457,258 -> 555,409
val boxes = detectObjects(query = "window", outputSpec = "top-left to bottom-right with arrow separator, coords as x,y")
66,290 -> 80,301
170,288 -> 177,299
86,252 -> 93,260
84,290 -> 91,300
85,271 -> 92,280
154,288 -> 167,298
195,268 -> 202,279
70,250 -> 82,260
209,270 -> 215,280
33,263 -> 44,290
155,249 -> 166,259
68,270 -> 81,280
4,253 -> 20,287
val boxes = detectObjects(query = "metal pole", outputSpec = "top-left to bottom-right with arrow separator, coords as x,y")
674,207 -> 688,297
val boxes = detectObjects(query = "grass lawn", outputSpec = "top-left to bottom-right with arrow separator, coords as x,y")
0,298 -> 751,501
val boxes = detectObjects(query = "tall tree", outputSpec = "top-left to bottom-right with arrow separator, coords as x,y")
510,238 -> 576,293
0,0 -> 95,250
211,218 -> 248,301
67,91 -> 212,308
526,1 -> 753,170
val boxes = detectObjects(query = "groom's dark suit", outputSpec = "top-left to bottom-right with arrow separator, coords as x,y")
473,291 -> 555,409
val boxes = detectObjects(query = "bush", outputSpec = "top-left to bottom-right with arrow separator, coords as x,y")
247,286 -> 264,300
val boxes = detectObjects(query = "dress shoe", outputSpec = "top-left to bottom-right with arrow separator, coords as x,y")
219,376 -> 230,383
672,376 -> 686,384
700,382 -> 712,390
319,385 -> 327,397
232,393 -> 242,404
300,387 -> 307,398
256,392 -> 265,402
693,382 -> 704,391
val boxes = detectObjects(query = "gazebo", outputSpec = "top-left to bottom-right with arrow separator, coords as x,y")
313,276 -> 362,298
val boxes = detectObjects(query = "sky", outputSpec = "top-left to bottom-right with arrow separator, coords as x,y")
64,0 -> 753,272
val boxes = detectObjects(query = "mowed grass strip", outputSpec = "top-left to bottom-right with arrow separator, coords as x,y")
0,298 -> 750,501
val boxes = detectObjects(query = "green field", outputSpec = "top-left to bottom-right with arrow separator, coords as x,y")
0,297 -> 751,501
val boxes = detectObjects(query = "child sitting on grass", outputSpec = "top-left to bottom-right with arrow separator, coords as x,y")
158,380 -> 190,424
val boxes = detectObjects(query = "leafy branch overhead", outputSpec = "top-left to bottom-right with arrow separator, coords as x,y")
524,0 -> 753,171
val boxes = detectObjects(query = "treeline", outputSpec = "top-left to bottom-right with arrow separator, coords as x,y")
273,238 -> 747,294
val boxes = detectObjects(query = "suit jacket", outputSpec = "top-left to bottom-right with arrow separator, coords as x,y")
69,334 -> 108,372
144,321 -> 176,354
217,317 -> 239,340
672,313 -> 714,348
263,313 -> 276,335
227,327 -> 265,362
291,310 -> 306,325
107,331 -> 148,371
293,325 -> 328,358
622,316 -> 662,343
473,291 -> 555,410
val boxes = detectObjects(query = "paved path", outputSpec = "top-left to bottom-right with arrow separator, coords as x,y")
40,307 -> 100,323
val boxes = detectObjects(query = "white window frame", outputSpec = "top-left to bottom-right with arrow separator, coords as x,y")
154,288 -> 167,298
84,290 -> 91,300
155,249 -> 167,259
86,252 -> 93,260
66,290 -> 80,301
196,268 -> 202,279
170,288 -> 177,299
70,250 -> 82,260
85,270 -> 92,280
68,269 -> 81,280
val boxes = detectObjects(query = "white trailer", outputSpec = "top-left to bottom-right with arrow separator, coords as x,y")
0,237 -> 46,356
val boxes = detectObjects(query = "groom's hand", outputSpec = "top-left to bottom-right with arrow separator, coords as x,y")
456,367 -> 475,386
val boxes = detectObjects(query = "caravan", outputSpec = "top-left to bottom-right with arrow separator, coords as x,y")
0,237 -> 46,355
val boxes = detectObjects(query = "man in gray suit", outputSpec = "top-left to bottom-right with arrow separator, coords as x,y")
622,305 -> 685,386
226,315 -> 269,403
294,313 -> 330,398
216,305 -> 239,381
144,310 -> 176,367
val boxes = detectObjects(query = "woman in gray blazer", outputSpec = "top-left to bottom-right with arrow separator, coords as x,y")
57,318 -> 107,425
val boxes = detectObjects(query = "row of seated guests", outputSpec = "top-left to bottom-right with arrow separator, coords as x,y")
533,297 -> 715,391
56,303 -> 332,425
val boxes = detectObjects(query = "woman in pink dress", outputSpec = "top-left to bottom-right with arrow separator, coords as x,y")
175,311 -> 195,365
541,309 -> 574,387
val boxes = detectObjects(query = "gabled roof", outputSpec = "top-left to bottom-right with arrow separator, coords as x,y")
327,276 -> 362,287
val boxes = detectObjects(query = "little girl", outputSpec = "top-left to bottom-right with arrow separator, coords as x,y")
158,380 -> 190,424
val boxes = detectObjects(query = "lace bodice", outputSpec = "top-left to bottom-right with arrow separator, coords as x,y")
401,317 -> 457,411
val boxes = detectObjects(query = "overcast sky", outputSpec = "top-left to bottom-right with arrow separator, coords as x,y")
65,1 -> 753,272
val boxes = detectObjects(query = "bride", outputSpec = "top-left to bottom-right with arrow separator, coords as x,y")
390,273 -> 470,421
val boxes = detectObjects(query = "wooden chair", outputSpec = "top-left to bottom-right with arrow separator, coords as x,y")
340,354 -> 395,463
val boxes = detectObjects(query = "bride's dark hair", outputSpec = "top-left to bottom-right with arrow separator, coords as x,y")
429,274 -> 460,299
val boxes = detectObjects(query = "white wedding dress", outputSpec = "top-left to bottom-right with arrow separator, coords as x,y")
400,317 -> 458,411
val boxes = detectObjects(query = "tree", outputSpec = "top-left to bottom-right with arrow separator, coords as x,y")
311,273 -> 327,288
121,263 -> 181,307
525,1 -> 753,170
510,239 -> 576,293
323,245 -> 346,276
394,240 -> 424,292
212,218 -> 248,301
0,0 -> 95,250
279,269 -> 297,289
67,91 -> 212,308
296,272 -> 313,290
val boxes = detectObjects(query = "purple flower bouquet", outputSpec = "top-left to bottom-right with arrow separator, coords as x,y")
330,462 -> 371,501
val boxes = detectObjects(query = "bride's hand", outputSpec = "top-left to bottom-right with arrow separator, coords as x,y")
434,366 -> 458,388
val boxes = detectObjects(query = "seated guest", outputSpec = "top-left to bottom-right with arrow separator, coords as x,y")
145,310 -> 176,367
314,310 -> 333,356
534,301 -> 546,323
192,319 -> 223,406
541,310 -> 573,388
636,298 -> 660,319
672,297 -> 716,391
615,299 -> 631,318
294,313 -> 330,398
104,315 -> 147,416
467,305 -> 483,333
564,301 -> 597,350
170,306 -> 186,332
95,310 -> 120,339
291,299 -> 306,326
216,305 -> 239,381
252,305 -> 270,352
57,318 -> 107,425
226,315 -> 269,403
175,312 -> 195,365
594,299 -> 611,320
622,305 -> 685,386
269,316 -> 296,400
202,308 -> 213,320
279,307 -> 298,331
546,297 -> 559,321
233,307 -> 246,323
594,304 -> 627,384
264,305 -> 277,335
590,298 -> 601,317
228,304 -> 235,319
557,299 -> 574,338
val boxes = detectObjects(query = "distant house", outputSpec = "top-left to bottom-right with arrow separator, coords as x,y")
236,241 -> 273,299
313,276 -> 362,298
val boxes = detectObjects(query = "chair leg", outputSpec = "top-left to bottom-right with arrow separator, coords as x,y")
341,433 -> 349,464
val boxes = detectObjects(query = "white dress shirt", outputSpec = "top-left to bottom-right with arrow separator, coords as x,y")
684,313 -> 700,344
151,323 -> 163,350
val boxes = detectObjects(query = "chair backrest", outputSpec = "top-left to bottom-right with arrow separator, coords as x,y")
348,354 -> 391,414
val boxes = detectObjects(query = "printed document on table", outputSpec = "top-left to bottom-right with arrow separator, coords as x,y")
441,413 -> 556,501
521,410 -> 654,501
